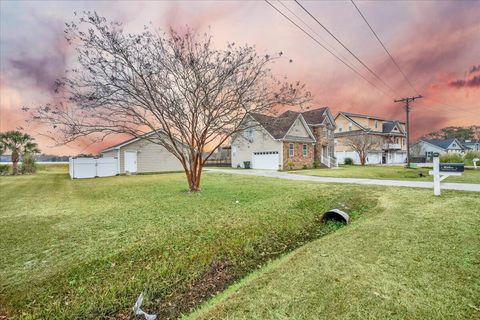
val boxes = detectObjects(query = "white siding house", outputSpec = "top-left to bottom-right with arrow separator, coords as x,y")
101,133 -> 183,174
412,138 -> 467,161
231,115 -> 284,170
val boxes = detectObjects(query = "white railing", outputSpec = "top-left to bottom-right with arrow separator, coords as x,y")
321,156 -> 338,168
383,143 -> 401,150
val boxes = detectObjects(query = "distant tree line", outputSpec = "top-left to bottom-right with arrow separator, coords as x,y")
422,125 -> 479,141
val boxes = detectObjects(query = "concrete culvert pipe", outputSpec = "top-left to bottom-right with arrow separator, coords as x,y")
322,209 -> 349,224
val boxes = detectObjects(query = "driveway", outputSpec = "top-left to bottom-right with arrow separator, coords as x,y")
205,169 -> 480,192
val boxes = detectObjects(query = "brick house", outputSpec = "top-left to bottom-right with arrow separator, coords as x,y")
231,107 -> 336,170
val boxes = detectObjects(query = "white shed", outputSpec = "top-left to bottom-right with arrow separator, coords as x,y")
101,133 -> 183,174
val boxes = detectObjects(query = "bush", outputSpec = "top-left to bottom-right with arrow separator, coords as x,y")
302,164 -> 308,169
463,151 -> 480,166
19,154 -> 37,174
440,153 -> 463,163
344,157 -> 354,165
287,161 -> 295,170
313,161 -> 320,169
0,164 -> 10,175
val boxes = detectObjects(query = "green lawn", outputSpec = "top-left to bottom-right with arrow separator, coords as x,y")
1,166 -> 479,319
190,187 -> 480,320
0,166 -> 374,319
291,165 -> 480,184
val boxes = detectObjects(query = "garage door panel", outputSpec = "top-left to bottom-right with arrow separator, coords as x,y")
252,151 -> 279,170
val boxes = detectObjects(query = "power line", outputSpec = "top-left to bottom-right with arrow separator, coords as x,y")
350,0 -> 420,96
276,1 -> 356,69
264,0 -> 391,98
294,0 -> 399,97
418,101 -> 478,116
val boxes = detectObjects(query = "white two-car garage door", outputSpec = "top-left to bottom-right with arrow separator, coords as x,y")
252,151 -> 279,170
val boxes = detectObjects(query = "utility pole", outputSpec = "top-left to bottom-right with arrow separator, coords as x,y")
394,95 -> 422,168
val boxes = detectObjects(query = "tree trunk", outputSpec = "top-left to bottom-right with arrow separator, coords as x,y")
11,151 -> 19,175
186,153 -> 203,192
359,151 -> 366,166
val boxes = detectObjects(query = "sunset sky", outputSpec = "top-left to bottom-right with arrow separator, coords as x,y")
1,0 -> 479,155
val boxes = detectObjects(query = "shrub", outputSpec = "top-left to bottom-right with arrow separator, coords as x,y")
463,151 -> 480,166
287,161 -> 295,170
344,157 -> 354,165
302,164 -> 308,169
0,164 -> 10,175
313,161 -> 320,169
19,153 -> 37,174
440,153 -> 463,163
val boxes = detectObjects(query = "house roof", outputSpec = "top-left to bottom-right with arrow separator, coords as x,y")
249,109 -> 316,142
300,107 -> 328,125
101,130 -> 185,153
421,138 -> 465,150
339,111 -> 405,124
249,112 -> 297,139
382,121 -> 405,134
102,132 -> 155,153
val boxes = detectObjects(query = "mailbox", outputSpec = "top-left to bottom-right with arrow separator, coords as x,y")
439,163 -> 464,172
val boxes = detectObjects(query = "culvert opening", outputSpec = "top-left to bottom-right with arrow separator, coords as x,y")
322,209 -> 349,224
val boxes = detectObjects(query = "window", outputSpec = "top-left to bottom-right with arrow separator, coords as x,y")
289,143 -> 294,157
303,144 -> 308,156
244,128 -> 253,140
349,122 -> 353,131
374,120 -> 378,129
338,126 -> 343,132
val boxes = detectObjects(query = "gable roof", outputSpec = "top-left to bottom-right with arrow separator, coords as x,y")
101,130 -> 186,153
382,121 -> 405,134
249,111 -> 315,142
102,132 -> 156,153
249,112 -> 297,139
421,138 -> 465,150
301,107 -> 327,124
338,112 -> 405,124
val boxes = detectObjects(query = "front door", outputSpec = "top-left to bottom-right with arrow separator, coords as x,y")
124,151 -> 137,173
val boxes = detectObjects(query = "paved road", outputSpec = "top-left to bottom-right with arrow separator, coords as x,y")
205,169 -> 480,192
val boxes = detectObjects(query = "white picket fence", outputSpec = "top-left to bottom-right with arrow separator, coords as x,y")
69,157 -> 118,179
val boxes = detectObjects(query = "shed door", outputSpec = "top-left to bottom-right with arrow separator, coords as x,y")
252,151 -> 279,170
124,151 -> 137,173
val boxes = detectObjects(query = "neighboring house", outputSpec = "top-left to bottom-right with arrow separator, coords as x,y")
411,138 -> 467,162
204,145 -> 232,167
334,112 -> 407,165
462,139 -> 480,151
101,132 -> 183,174
231,107 -> 336,170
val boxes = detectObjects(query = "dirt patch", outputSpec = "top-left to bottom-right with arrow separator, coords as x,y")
147,260 -> 234,320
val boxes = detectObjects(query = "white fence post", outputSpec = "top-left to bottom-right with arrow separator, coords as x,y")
433,156 -> 440,196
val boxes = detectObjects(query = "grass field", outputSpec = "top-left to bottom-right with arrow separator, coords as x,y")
0,166 -> 373,319
1,165 -> 479,319
291,165 -> 480,184
191,187 -> 480,320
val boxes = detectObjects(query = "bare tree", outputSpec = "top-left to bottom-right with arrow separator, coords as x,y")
33,12 -> 310,191
344,133 -> 383,166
